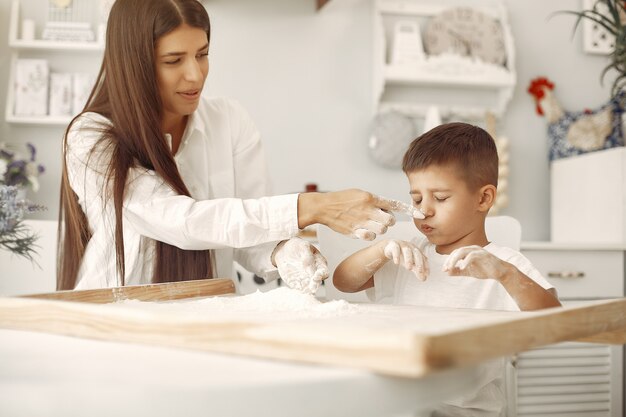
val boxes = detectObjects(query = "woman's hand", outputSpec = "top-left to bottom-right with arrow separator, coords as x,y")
380,239 -> 429,281
298,189 -> 424,241
272,237 -> 329,294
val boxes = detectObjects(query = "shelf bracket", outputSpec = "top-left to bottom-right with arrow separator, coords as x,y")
317,0 -> 331,11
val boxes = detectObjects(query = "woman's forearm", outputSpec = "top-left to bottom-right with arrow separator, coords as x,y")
297,190 -> 398,239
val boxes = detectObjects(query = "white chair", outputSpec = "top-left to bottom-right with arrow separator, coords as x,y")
0,219 -> 58,296
317,215 -> 522,302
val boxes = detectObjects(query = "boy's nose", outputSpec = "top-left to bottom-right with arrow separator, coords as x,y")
420,203 -> 434,217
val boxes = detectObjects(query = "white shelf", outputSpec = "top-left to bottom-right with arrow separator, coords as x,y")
8,0 -> 103,51
9,39 -> 103,51
521,241 -> 626,251
377,0 -> 505,18
373,0 -> 517,118
5,0 -> 103,127
6,114 -> 73,125
385,64 -> 515,88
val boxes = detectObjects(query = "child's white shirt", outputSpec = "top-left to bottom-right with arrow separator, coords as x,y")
370,237 -> 554,417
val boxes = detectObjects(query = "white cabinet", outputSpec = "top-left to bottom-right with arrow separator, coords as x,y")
551,148 -> 626,244
515,341 -> 622,417
5,0 -> 104,125
522,244 -> 625,299
516,243 -> 625,417
372,0 -> 516,119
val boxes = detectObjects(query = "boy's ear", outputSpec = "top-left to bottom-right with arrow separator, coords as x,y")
477,184 -> 497,212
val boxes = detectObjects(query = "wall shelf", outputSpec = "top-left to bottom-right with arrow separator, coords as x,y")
5,0 -> 103,126
6,114 -> 72,126
9,39 -> 103,51
385,63 -> 515,88
316,0 -> 331,10
373,0 -> 517,119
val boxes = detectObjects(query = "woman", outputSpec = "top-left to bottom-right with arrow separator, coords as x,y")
58,0 -> 418,292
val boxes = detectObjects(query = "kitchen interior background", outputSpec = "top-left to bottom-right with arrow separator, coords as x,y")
0,0 -> 612,241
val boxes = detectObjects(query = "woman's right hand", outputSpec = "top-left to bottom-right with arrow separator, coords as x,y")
380,239 -> 429,281
272,237 -> 328,295
297,189 -> 424,241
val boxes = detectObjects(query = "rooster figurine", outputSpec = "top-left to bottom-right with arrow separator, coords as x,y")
527,77 -> 625,160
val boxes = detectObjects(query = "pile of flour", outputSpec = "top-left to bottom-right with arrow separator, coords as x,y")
118,287 -> 358,321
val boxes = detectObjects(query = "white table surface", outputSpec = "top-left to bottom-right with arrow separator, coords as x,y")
0,328 -> 480,417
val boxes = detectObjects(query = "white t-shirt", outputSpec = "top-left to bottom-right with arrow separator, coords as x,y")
66,97 -> 299,289
371,237 -> 554,417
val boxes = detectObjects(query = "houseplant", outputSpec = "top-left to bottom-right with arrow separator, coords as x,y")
0,185 -> 45,261
558,0 -> 626,95
0,143 -> 46,260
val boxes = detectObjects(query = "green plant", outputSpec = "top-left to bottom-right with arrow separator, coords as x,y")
0,185 -> 45,261
557,0 -> 626,95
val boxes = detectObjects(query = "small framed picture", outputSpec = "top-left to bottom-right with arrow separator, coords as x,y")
581,0 -> 618,55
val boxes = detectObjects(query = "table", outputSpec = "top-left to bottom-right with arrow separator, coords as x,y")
0,328 -> 480,417
1,280 -> 624,417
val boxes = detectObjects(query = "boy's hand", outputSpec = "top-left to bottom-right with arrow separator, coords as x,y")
381,240 -> 428,281
443,245 -> 512,281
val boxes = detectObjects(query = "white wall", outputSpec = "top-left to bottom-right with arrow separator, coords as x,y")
0,0 -> 613,241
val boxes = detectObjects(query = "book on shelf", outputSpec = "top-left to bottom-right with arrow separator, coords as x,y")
14,59 -> 49,117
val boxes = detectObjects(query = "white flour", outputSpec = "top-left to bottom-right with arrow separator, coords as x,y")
117,287 -> 358,321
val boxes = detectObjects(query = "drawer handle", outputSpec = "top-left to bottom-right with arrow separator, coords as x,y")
547,271 -> 585,279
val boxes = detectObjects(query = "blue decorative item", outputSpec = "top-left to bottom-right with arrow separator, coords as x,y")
528,77 -> 626,161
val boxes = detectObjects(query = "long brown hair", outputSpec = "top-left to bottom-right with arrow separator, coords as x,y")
57,0 -> 212,290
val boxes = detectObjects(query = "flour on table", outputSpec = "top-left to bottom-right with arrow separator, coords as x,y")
116,287 -> 358,321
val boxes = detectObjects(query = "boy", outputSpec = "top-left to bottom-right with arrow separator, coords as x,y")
333,122 -> 560,416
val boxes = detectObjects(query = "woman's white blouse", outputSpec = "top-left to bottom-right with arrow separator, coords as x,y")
66,97 -> 299,289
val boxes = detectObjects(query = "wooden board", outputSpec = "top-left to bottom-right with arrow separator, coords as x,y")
23,278 -> 235,303
0,284 -> 624,378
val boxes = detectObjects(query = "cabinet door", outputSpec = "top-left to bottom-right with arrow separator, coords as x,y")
514,342 -> 623,417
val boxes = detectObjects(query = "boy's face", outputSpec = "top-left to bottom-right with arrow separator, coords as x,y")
407,163 -> 491,254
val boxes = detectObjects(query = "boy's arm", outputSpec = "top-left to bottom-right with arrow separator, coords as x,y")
443,245 -> 561,311
333,241 -> 388,293
498,266 -> 561,311
333,239 -> 429,293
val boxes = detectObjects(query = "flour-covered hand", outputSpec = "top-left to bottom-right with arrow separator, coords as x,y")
375,195 -> 425,220
381,239 -> 428,281
273,237 -> 329,294
351,195 -> 426,240
443,245 -> 512,281
303,189 -> 425,242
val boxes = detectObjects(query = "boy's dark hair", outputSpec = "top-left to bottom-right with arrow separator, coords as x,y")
402,122 -> 498,190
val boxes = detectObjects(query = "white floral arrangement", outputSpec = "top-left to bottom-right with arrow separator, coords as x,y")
0,142 -> 45,191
